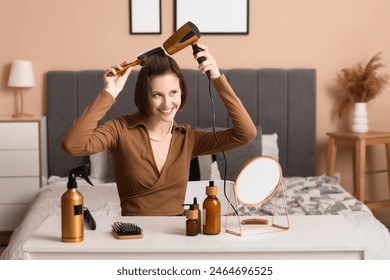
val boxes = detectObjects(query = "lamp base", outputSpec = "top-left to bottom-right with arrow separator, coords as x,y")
13,88 -> 33,119
13,113 -> 33,118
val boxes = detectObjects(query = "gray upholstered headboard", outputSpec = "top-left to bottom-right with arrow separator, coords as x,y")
47,68 -> 316,178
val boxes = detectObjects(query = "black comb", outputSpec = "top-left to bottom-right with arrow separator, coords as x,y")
83,207 -> 96,230
111,221 -> 144,239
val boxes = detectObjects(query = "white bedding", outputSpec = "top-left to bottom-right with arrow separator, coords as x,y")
2,176 -> 390,260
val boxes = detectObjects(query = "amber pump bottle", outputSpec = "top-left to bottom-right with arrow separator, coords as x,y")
61,166 -> 93,243
203,181 -> 221,235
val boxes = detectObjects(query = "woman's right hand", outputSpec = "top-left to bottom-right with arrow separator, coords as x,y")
193,43 -> 221,81
103,61 -> 133,99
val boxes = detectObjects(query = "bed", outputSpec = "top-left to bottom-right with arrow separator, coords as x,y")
2,68 -> 390,260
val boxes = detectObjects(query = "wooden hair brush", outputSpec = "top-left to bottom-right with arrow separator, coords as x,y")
106,47 -> 164,77
111,221 -> 144,239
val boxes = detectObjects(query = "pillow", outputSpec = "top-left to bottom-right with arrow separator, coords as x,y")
215,126 -> 262,181
89,150 -> 116,182
262,133 -> 279,161
89,151 -> 108,181
209,158 -> 222,180
199,154 -> 221,180
189,155 -> 221,181
197,155 -> 211,179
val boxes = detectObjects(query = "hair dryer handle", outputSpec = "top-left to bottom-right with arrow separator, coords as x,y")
192,44 -> 211,80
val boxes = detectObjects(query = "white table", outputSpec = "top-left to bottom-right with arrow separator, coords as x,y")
23,215 -> 368,260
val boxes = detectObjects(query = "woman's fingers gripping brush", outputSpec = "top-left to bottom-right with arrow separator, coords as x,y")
104,63 -> 133,98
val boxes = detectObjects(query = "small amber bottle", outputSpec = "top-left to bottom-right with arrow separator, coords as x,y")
203,181 -> 221,235
185,205 -> 198,236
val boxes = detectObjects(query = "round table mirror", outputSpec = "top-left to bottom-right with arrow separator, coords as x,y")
234,156 -> 282,206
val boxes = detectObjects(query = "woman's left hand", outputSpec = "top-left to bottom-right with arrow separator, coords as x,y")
193,43 -> 221,80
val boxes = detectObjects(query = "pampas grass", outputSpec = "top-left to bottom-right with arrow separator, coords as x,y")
337,52 -> 389,118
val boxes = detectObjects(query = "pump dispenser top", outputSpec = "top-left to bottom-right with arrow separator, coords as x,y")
61,166 -> 93,243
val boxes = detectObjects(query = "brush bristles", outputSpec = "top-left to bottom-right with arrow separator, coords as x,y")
137,47 -> 164,62
112,222 -> 143,236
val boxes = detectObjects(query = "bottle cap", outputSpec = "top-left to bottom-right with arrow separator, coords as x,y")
185,209 -> 198,219
206,185 -> 218,196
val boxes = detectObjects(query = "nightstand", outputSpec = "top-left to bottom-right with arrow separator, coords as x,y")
326,131 -> 390,209
0,116 -> 47,243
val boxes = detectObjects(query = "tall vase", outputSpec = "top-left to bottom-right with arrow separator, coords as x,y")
352,102 -> 369,133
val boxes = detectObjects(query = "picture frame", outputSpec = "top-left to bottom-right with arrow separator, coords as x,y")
130,0 -> 161,34
174,0 -> 249,34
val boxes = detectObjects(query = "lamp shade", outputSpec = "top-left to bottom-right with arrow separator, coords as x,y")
8,60 -> 36,87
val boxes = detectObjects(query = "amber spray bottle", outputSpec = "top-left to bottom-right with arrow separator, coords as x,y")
203,181 -> 221,235
61,166 -> 93,243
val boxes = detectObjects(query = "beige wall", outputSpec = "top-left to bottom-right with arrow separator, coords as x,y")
1,0 -> 390,217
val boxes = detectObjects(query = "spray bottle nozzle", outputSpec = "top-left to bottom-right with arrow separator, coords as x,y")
67,165 -> 94,188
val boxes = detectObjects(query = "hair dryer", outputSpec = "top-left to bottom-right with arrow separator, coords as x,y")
163,21 -> 201,55
107,21 -> 208,77
164,21 -> 210,79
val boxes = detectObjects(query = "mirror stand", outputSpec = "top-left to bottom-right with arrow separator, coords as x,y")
225,179 -> 290,237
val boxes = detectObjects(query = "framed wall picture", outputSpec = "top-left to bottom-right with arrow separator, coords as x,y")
130,0 -> 161,34
174,0 -> 249,34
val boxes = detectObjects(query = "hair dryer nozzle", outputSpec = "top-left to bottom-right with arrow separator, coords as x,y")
163,21 -> 201,55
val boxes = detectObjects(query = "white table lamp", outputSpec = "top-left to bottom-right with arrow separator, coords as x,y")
8,60 -> 36,118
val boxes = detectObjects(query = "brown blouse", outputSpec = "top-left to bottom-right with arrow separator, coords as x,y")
61,75 -> 256,215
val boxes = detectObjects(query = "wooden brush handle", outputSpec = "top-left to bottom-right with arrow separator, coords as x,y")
111,230 -> 144,239
106,59 -> 141,77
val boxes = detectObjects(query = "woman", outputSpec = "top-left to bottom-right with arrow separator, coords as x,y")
61,43 -> 256,216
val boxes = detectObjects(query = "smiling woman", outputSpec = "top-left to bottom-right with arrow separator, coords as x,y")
133,53 -> 188,118
60,44 -> 256,217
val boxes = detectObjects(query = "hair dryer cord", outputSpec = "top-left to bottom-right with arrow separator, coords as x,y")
207,80 -> 238,216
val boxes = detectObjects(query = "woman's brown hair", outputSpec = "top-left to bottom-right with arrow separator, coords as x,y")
134,52 -> 188,117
